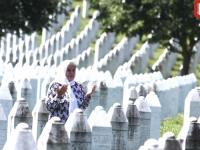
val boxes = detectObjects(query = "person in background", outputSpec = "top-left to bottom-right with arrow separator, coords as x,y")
45,60 -> 96,123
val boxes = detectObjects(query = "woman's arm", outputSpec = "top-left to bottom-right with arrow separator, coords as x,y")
73,82 -> 96,110
45,82 -> 64,112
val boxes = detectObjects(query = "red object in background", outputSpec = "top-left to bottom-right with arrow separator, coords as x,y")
194,0 -> 200,18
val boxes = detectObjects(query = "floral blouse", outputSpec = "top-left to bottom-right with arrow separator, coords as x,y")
46,81 -> 91,123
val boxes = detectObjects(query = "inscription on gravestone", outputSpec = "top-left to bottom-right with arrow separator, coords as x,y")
112,131 -> 126,150
93,135 -> 111,149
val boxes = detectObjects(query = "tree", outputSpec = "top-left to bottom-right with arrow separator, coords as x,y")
87,0 -> 200,76
0,0 -> 69,38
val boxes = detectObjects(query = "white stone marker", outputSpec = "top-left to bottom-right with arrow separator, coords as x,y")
88,106 -> 112,150
0,103 -> 7,150
32,97 -> 49,142
107,103 -> 128,150
7,98 -> 32,138
125,101 -> 141,150
65,108 -> 92,150
0,84 -> 13,118
135,96 -> 151,146
184,87 -> 200,125
145,91 -> 161,140
3,123 -> 37,150
37,117 -> 70,150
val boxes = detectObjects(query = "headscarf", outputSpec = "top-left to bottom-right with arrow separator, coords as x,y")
53,60 -> 78,114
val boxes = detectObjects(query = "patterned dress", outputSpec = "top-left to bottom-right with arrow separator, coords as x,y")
46,81 -> 91,123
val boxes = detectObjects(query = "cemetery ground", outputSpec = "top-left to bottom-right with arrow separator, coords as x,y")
36,0 -> 200,139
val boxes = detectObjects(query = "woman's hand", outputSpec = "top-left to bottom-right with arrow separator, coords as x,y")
57,84 -> 68,98
86,85 -> 96,98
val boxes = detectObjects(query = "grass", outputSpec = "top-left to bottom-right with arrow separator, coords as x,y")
160,114 -> 184,137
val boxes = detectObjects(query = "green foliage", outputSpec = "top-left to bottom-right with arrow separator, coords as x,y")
0,0 -> 69,37
160,113 -> 184,138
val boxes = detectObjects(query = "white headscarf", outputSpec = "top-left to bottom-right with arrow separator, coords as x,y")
53,60 -> 78,114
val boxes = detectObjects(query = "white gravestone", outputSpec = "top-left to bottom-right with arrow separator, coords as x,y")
17,78 -> 33,111
125,101 -> 141,150
136,84 -> 147,97
113,77 -> 124,107
184,88 -> 200,124
65,108 -> 92,150
0,103 -> 7,150
37,117 -> 70,150
145,91 -> 161,140
154,80 -> 167,121
107,103 -> 128,150
88,106 -> 112,150
104,78 -> 117,112
123,86 -> 138,111
7,98 -> 32,138
135,96 -> 151,146
3,123 -> 37,150
8,81 -> 17,105
29,76 -> 39,112
99,81 -> 109,112
0,84 -> 13,118
32,97 -> 49,142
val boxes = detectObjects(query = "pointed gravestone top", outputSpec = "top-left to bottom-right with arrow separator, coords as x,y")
18,78 -> 32,89
3,123 -> 37,150
128,86 -> 138,102
88,105 -> 111,128
154,80 -> 164,92
136,84 -> 147,97
146,91 -> 161,107
107,103 -> 128,123
135,96 -> 151,112
106,78 -> 116,88
65,108 -> 91,133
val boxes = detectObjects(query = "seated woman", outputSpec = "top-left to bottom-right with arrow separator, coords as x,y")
45,60 -> 96,123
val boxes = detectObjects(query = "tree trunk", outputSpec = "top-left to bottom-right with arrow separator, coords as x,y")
181,48 -> 192,76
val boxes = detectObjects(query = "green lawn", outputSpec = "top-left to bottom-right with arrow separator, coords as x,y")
160,114 -> 184,137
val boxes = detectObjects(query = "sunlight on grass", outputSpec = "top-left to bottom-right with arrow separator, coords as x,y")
160,114 -> 184,138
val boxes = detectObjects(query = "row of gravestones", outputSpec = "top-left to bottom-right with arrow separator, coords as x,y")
0,91 -> 161,150
1,84 -> 200,150
152,38 -> 180,79
81,0 -> 200,78
121,40 -> 159,75
0,7 -> 98,65
0,58 -> 196,120
0,0 -> 73,53
0,68 -> 197,149
0,63 -> 162,115
123,73 -> 197,121
139,87 -> 200,150
41,0 -> 74,44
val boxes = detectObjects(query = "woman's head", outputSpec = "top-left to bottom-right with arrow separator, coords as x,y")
54,60 -> 77,84
65,61 -> 76,81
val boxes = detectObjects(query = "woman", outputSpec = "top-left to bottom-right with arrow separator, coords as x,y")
45,60 -> 96,123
